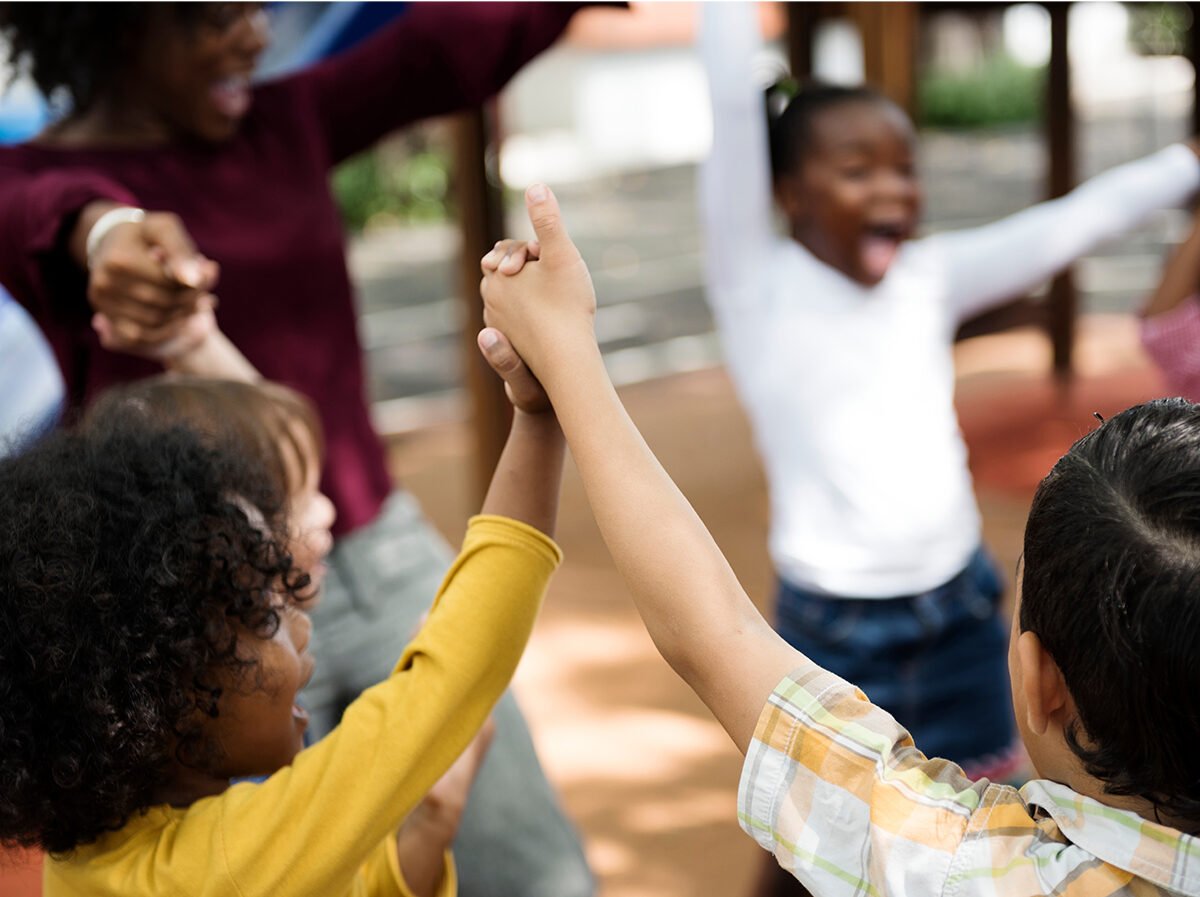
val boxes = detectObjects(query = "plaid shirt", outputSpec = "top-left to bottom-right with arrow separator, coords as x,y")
1142,298 -> 1200,403
739,666 -> 1200,897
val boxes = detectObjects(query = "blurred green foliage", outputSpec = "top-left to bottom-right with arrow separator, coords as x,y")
333,143 -> 451,232
1128,3 -> 1191,56
917,56 -> 1045,129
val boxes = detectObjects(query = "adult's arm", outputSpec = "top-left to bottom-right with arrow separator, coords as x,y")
0,166 -> 219,350
0,166 -> 134,318
935,143 -> 1200,324
698,2 -> 775,304
293,3 -> 597,166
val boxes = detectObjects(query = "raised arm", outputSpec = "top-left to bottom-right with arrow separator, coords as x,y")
160,388 -> 564,895
698,2 -> 776,302
937,143 -> 1200,324
481,187 -> 797,753
292,3 -> 595,166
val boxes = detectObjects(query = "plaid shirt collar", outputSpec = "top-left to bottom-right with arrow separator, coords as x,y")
1023,780 -> 1200,897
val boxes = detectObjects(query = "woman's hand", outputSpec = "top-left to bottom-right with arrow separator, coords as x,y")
74,202 -> 220,353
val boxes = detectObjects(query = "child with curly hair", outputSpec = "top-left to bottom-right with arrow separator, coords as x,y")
0,315 -> 566,897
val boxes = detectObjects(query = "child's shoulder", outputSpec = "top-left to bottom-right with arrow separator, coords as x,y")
44,805 -> 188,895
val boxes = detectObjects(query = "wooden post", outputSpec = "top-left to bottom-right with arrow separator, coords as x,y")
851,2 -> 918,115
1045,2 -> 1076,377
1188,3 -> 1200,136
453,106 -> 511,503
785,2 -> 819,80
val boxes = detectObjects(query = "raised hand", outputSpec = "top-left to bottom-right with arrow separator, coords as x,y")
479,185 -> 596,379
481,238 -> 541,275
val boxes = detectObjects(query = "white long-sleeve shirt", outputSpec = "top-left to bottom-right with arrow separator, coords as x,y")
700,3 -> 1200,597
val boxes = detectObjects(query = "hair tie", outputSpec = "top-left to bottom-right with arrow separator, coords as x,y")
765,77 -> 799,120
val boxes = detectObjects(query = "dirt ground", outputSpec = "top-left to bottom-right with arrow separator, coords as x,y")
0,316 -> 1170,897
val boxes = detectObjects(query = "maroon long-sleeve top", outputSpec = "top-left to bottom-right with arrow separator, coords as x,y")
0,3 -> 585,537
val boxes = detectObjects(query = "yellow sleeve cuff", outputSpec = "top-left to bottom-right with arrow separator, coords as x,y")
465,514 -> 564,568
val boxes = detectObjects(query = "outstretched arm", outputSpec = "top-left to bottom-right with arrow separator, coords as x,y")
298,3 -> 595,166
938,142 -> 1200,324
480,186 -> 797,753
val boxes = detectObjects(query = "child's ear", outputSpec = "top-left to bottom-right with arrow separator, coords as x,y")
1015,630 -> 1070,736
774,175 -> 807,225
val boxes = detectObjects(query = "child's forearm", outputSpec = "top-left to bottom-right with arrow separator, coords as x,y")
540,341 -> 796,753
166,328 -> 260,382
1143,214 -> 1200,318
480,410 -> 565,537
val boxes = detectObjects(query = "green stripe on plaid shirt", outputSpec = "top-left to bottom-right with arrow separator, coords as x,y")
738,667 -> 1200,897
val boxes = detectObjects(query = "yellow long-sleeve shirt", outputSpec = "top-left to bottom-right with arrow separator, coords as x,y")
45,515 -> 562,897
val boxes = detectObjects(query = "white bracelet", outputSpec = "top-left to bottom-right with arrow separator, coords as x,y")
85,206 -> 145,269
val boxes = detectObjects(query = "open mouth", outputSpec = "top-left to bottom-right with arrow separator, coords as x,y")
209,75 -> 252,119
859,222 -> 909,282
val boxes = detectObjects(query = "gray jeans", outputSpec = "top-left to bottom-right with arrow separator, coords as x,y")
303,491 -> 594,897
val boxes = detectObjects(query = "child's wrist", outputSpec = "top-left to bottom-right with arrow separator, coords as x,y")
163,327 -> 216,372
512,407 -> 561,432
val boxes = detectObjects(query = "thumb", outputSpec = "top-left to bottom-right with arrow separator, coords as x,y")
525,184 -> 577,261
142,214 -> 217,290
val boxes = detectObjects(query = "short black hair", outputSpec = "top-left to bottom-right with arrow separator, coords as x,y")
0,413 -> 307,853
766,81 -> 890,182
0,3 -> 213,114
1021,398 -> 1200,827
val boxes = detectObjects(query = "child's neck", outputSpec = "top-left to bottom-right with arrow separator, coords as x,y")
154,765 -> 231,808
1063,765 -> 1197,834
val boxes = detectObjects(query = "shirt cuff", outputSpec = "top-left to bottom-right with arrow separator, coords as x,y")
466,514 -> 563,569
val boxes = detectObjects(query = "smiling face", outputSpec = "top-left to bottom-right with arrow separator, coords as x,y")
206,601 -> 316,777
132,3 -> 269,143
776,98 -> 922,286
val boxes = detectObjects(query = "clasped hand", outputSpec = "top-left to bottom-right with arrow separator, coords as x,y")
476,184 -> 598,409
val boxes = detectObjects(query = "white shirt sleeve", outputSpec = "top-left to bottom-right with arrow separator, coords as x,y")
698,1 -> 775,306
930,143 -> 1200,324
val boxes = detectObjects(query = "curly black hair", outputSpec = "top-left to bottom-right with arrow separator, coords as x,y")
0,3 -> 216,114
0,412 -> 307,854
1022,398 -> 1200,830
